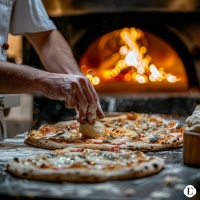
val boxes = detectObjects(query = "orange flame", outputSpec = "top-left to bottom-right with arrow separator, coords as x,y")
81,27 -> 181,85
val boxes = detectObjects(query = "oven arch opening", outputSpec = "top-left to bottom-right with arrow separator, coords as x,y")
73,18 -> 197,94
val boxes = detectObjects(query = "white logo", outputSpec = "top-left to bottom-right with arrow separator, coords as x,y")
184,185 -> 197,198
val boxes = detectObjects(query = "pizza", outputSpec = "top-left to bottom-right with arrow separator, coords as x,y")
24,112 -> 185,152
6,147 -> 164,182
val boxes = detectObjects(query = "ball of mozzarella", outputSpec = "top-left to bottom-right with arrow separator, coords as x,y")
79,121 -> 105,138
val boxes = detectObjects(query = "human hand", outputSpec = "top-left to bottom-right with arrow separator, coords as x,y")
40,73 -> 104,124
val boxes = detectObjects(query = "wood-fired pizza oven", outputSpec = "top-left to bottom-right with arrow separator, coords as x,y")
41,0 -> 200,92
23,0 -> 200,125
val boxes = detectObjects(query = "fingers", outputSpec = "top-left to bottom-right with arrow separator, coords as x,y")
72,77 -> 104,124
80,79 -> 97,124
97,101 -> 105,119
73,84 -> 88,124
72,78 -> 96,124
62,75 -> 104,124
63,89 -> 83,123
88,83 -> 105,119
65,90 -> 78,109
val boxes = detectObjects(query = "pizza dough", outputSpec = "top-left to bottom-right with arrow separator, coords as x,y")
79,121 -> 105,138
185,115 -> 200,127
6,147 -> 165,182
24,113 -> 185,152
185,115 -> 200,132
185,106 -> 200,132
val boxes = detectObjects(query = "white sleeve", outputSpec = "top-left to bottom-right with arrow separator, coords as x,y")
10,0 -> 56,35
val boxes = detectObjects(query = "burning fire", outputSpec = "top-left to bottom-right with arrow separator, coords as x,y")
81,27 -> 181,86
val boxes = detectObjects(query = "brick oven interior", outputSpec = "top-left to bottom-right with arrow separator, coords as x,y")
9,0 -> 200,133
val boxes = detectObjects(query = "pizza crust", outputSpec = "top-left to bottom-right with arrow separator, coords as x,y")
25,136 -> 114,150
100,115 -> 127,122
7,158 -> 164,182
6,148 -> 165,182
25,130 -> 183,152
24,113 -> 184,152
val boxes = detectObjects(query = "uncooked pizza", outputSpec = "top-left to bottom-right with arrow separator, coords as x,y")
24,112 -> 184,151
6,147 -> 164,182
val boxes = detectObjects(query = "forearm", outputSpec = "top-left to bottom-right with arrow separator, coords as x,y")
25,30 -> 82,75
0,60 -> 45,94
24,30 -> 104,123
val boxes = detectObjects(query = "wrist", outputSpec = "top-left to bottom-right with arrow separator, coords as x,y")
33,70 -> 51,93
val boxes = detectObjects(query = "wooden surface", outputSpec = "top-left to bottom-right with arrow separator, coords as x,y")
0,133 -> 200,200
183,131 -> 200,167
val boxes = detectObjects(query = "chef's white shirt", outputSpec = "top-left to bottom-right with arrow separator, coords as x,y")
0,0 -> 56,99
0,0 -> 56,61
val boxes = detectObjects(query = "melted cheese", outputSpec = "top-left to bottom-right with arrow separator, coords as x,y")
38,125 -> 82,141
20,148 -> 148,170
